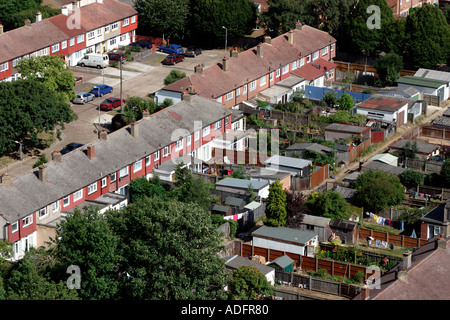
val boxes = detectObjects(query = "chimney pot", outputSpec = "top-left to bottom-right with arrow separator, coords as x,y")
288,30 -> 294,45
403,250 -> 412,269
398,270 -> 408,283
142,109 -> 150,118
24,19 -> 31,27
437,235 -> 447,250
38,165 -> 47,182
52,151 -> 62,163
86,145 -> 95,159
61,6 -> 69,16
257,44 -> 263,58
194,64 -> 203,74
231,47 -> 239,58
360,280 -> 370,300
99,129 -> 108,141
36,11 -> 42,22
130,122 -> 138,138
295,21 -> 303,30
264,36 -> 272,44
1,174 -> 11,187
222,57 -> 229,72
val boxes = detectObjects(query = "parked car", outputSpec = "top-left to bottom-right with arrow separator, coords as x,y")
183,46 -> 202,57
90,84 -> 113,97
77,53 -> 109,69
129,40 -> 154,49
72,92 -> 95,104
99,97 -> 125,111
162,54 -> 185,65
60,142 -> 84,155
108,52 -> 126,63
159,44 -> 184,54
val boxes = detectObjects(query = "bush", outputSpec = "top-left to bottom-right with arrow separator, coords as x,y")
33,154 -> 48,168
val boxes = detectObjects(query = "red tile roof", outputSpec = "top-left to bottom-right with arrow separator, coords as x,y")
162,26 -> 336,99
357,96 -> 408,112
292,58 -> 336,81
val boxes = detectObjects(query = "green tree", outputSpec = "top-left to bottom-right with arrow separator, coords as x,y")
128,174 -> 169,203
403,141 -> 418,160
107,196 -> 228,299
404,4 -> 450,69
285,190 -> 307,228
52,206 -> 120,300
264,179 -> 287,226
164,70 -> 186,86
374,52 -> 403,87
337,93 -> 354,111
228,265 -> 273,300
134,0 -> 190,40
440,161 -> 450,188
16,55 -> 76,101
399,170 -> 424,189
353,169 -> 404,213
322,91 -> 337,108
305,190 -> 351,220
0,80 -> 77,155
0,0 -> 59,31
259,0 -> 303,37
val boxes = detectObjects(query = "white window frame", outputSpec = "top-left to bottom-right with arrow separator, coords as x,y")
123,18 -> 129,27
110,172 -> 117,183
88,182 -> 97,195
63,196 -> 70,207
22,215 -> 33,228
61,41 -> 67,50
214,120 -> 222,131
119,166 -> 129,178
194,130 -> 200,142
330,43 -> 334,52
11,222 -> 18,233
111,22 -> 119,30
104,25 -> 110,34
145,155 -> 151,166
175,139 -> 183,151
134,159 -> 142,172
249,80 -> 257,91
225,92 -> 233,102
12,58 -> 20,67
306,55 -> 311,63
236,87 -> 240,97
242,84 -> 248,95
70,37 -> 75,46
101,177 -> 107,188
131,15 -> 136,24
77,34 -> 84,44
187,135 -> 191,146
73,189 -> 83,201
276,68 -> 280,77
163,146 -> 170,158
312,51 -> 319,61
269,72 -> 273,82
52,44 -> 59,53
300,58 -> 305,67
292,60 -> 298,70
282,64 -> 289,74
109,38 -> 117,46
88,31 -> 95,40
39,207 -> 48,219
202,126 -> 210,137
154,150 -> 160,161
97,28 -> 102,36
52,201 -> 60,212
225,116 -> 229,127
260,75 -> 267,86
322,46 -> 328,56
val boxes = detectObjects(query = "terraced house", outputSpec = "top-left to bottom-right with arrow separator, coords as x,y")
155,23 -> 337,108
0,0 -> 137,82
0,96 -> 249,261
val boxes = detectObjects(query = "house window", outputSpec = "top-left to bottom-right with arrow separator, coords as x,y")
77,34 -> 84,44
61,41 -> 67,50
12,58 -> 20,67
225,116 -> 229,127
300,58 -> 304,67
111,22 -> 119,30
163,146 -> 170,157
306,55 -> 311,63
52,44 -> 59,53
73,189 -> 83,201
11,222 -> 18,233
154,150 -> 160,161
202,126 -> 210,137
214,120 -> 222,131
269,72 -> 273,82
88,182 -> 97,195
145,155 -> 151,166
187,135 -> 191,146
282,64 -> 289,74
109,38 -> 117,46
104,25 -> 110,33
88,31 -> 95,40
194,130 -> 200,141
63,196 -> 70,207
225,91 -> 233,102
292,60 -> 298,70
260,75 -> 267,86
312,51 -> 319,60
97,28 -> 102,36
242,84 -> 248,95
119,166 -> 129,178
322,46 -> 328,56
52,201 -> 60,212
70,37 -> 75,46
120,34 -> 127,42
330,43 -> 334,52
329,69 -> 334,79
134,159 -> 142,172
110,172 -> 117,183
101,177 -> 107,188
39,207 -> 48,219
175,139 -> 183,151
236,87 -> 240,97
131,15 -> 136,24
123,18 -> 129,27
276,68 -> 281,77
249,80 -> 257,91
23,215 -> 33,228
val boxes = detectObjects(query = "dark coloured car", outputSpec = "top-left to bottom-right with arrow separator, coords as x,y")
60,142 -> 84,155
129,40 -> 154,49
161,54 -> 184,65
99,97 -> 125,111
159,44 -> 184,54
108,52 -> 126,63
90,84 -> 113,97
183,46 -> 202,57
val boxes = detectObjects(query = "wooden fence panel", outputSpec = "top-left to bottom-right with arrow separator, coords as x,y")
253,246 -> 269,260
349,265 -> 366,280
242,244 -> 252,258
269,249 -> 285,262
333,262 -> 349,278
402,237 -> 421,248
301,256 -> 316,272
317,259 -> 333,274
388,234 -> 403,247
286,252 -> 301,267
372,230 -> 388,242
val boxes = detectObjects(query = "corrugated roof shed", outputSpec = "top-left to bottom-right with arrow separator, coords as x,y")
215,177 -> 269,190
252,226 -> 317,245
265,155 -> 312,169
397,75 -> 447,89
224,255 -> 274,275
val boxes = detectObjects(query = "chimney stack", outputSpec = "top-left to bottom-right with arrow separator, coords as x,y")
295,21 -> 303,31
402,250 -> 412,269
182,91 -> 191,102
36,12 -> 42,22
99,129 -> 108,141
194,64 -> 203,74
1,174 -> 11,187
222,57 -> 229,72
398,270 -> 408,283
264,36 -> 272,45
130,122 -> 138,138
230,47 -> 239,58
52,151 -> 62,163
257,44 -> 263,58
38,165 -> 47,182
24,19 -> 31,27
437,234 -> 447,250
0,24 -> 3,35
61,6 -> 69,16
288,30 -> 294,45
142,109 -> 150,118
86,145 -> 95,159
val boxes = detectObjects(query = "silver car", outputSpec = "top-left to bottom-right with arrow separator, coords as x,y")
73,92 -> 95,104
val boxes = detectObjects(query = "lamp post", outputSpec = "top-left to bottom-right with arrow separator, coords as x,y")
222,26 -> 227,55
14,140 -> 22,176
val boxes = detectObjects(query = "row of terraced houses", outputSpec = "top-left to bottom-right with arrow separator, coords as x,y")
0,0 -> 337,261
0,0 -> 138,82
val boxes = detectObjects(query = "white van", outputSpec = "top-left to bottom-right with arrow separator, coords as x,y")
77,53 -> 109,69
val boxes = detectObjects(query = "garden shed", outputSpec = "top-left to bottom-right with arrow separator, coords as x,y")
329,218 -> 359,244
267,255 -> 295,272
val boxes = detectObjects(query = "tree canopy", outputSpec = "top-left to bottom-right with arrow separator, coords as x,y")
305,190 -> 351,220
227,265 -> 273,300
260,0 -> 304,37
374,52 -> 403,87
264,179 -> 287,226
0,0 -> 59,31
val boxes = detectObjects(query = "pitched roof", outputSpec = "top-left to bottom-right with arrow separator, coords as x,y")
390,139 -> 439,154
325,123 -> 371,134
252,226 -> 317,245
224,255 -> 274,275
397,75 -> 447,89
286,143 -> 333,154
265,155 -> 312,169
431,116 -> 450,128
0,95 -> 231,223
330,218 -> 358,231
215,177 -> 269,190
420,202 -> 447,225
224,197 -> 246,207
361,161 -> 407,176
369,153 -> 398,165
268,255 -> 295,268
292,58 -> 336,81
301,214 -> 331,228
161,26 -> 336,98
415,68 -> 450,83
357,96 -> 408,113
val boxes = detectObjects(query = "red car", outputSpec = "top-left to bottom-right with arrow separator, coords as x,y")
99,98 -> 125,111
162,54 -> 184,65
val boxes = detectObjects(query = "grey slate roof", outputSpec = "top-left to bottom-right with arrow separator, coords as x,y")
268,255 -> 295,268
330,218 -> 358,231
325,123 -> 370,134
224,197 -> 245,207
224,255 -> 274,275
420,203 -> 446,224
215,177 -> 269,191
0,95 -> 232,223
431,116 -> 450,128
265,155 -> 312,169
361,161 -> 407,176
301,213 -> 331,228
415,69 -> 450,83
252,226 -> 317,245
285,142 -> 333,154
390,139 -> 439,155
